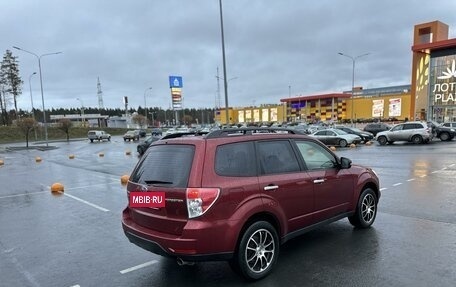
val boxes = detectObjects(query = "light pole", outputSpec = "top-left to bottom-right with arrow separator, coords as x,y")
76,98 -> 84,126
218,0 -> 230,125
338,52 -> 369,126
29,72 -> 37,140
144,87 -> 152,122
13,46 -> 62,146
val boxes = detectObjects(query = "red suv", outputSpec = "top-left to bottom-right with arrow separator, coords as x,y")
122,128 -> 380,280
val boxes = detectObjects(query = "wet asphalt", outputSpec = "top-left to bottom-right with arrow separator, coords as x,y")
0,136 -> 455,287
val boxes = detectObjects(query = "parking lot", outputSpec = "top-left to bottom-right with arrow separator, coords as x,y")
1,136 -> 456,287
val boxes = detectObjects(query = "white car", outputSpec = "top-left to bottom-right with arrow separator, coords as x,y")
310,128 -> 362,147
87,130 -> 111,142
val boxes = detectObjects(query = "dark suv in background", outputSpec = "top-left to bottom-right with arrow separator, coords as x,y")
122,128 -> 380,280
363,122 -> 391,136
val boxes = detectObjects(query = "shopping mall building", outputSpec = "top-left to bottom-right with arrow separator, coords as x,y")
216,20 -> 456,125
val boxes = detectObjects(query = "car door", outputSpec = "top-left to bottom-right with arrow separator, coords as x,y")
294,140 -> 354,222
388,124 -> 405,141
256,140 -> 315,232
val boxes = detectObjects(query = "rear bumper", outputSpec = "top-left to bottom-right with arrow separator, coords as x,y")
122,208 -> 234,262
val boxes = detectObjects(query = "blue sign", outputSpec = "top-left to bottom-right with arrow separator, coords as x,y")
169,76 -> 183,88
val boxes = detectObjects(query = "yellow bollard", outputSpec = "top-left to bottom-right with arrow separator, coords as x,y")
69,154 -> 75,159
35,157 -> 42,163
99,152 -> 104,157
330,146 -> 336,151
125,150 -> 132,156
121,175 -> 129,185
350,143 -> 356,148
0,159 -> 4,166
51,182 -> 64,193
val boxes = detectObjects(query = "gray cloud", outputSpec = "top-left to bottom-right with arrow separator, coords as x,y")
2,0 -> 456,111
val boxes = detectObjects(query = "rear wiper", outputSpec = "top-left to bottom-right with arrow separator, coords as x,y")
144,180 -> 173,185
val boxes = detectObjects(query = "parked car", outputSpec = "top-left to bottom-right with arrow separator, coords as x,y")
335,126 -> 374,143
151,128 -> 162,136
138,129 -> 147,137
376,121 -> 433,145
363,122 -> 391,136
426,120 -> 456,141
136,135 -> 161,156
434,124 -> 456,141
87,130 -> 111,142
122,127 -> 380,280
123,130 -> 140,141
441,122 -> 456,128
310,128 -> 362,147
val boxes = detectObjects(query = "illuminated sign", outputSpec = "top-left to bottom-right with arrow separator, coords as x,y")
432,59 -> 456,104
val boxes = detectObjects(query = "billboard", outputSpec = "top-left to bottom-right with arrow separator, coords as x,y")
169,76 -> 183,110
372,99 -> 384,117
389,98 -> 401,117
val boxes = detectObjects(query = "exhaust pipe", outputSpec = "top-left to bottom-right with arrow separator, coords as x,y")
177,258 -> 195,266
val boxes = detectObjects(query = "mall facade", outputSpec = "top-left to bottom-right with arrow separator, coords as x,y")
215,20 -> 456,125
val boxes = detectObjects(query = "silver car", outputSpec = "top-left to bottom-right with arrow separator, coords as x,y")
376,121 -> 433,145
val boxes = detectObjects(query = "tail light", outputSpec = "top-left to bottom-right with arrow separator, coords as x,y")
186,188 -> 220,218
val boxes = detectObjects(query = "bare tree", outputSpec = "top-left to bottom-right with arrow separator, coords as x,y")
131,114 -> 147,128
16,117 -> 37,147
58,118 -> 73,141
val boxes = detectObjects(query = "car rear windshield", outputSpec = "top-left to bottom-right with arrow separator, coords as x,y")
131,144 -> 195,188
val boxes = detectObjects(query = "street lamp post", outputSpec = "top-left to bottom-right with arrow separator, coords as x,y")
218,0 -> 230,125
29,72 -> 37,140
13,46 -> 62,146
144,87 -> 152,123
338,52 -> 369,127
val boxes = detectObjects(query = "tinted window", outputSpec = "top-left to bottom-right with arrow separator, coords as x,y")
391,125 -> 403,131
257,140 -> 300,175
131,145 -> 194,188
215,142 -> 256,177
295,141 -> 336,170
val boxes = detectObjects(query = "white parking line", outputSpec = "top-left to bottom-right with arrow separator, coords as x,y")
431,171 -> 439,174
0,191 -> 47,199
380,188 -> 388,191
120,260 -> 158,274
407,178 -> 415,182
450,164 -> 455,167
420,174 -> 427,178
393,183 -> 403,186
59,192 -> 109,212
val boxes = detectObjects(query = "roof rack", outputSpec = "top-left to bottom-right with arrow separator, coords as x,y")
160,131 -> 209,140
205,127 -> 303,139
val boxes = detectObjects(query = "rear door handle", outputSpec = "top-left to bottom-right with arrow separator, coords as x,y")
264,185 -> 279,191
313,179 -> 325,184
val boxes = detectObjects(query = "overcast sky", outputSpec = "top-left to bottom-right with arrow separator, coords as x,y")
2,0 -> 456,111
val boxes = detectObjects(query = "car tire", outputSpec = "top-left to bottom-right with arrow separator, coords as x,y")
348,188 -> 377,228
339,139 -> 347,147
411,135 -> 423,144
377,136 -> 387,145
90,139 -> 94,143
231,221 -> 279,281
439,132 -> 450,141
108,136 -> 111,141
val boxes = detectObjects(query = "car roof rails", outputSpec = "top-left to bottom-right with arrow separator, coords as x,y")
205,127 -> 303,139
160,131 -> 209,140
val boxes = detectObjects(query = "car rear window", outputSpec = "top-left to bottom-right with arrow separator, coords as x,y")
131,145 -> 195,188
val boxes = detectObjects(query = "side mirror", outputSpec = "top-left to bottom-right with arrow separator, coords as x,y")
340,157 -> 352,169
